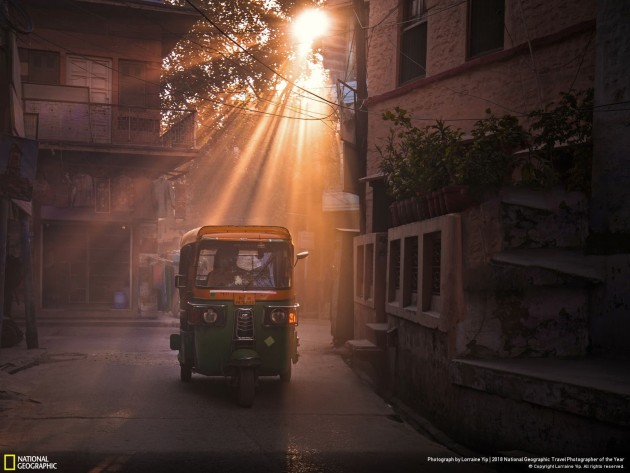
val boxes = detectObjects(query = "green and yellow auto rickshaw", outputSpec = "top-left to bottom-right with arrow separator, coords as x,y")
169,225 -> 308,407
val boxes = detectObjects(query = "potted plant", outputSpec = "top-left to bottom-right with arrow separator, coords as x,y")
377,90 -> 592,226
378,109 -> 465,222
455,110 -> 528,194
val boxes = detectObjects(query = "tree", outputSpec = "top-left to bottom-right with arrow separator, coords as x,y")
162,0 -> 316,146
161,0 -> 335,230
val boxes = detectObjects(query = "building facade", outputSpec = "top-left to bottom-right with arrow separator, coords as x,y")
346,0 -> 629,456
16,0 -> 197,313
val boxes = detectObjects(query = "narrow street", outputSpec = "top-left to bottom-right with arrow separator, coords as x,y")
1,318 -> 493,473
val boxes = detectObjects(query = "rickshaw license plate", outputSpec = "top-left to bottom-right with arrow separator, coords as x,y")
234,293 -> 255,305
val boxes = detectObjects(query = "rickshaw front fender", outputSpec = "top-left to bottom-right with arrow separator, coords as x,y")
229,348 -> 262,368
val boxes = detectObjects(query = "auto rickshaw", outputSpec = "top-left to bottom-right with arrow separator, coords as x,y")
169,225 -> 308,407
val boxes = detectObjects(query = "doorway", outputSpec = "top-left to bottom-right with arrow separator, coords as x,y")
67,55 -> 112,143
42,221 -> 131,309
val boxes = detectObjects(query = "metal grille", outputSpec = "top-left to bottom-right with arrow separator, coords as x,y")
234,309 -> 254,339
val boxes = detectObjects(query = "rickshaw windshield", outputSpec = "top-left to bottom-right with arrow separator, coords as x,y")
194,240 -> 292,290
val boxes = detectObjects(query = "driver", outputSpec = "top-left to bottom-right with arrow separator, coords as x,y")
206,246 -> 243,287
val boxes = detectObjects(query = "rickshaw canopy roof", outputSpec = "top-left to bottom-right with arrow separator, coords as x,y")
180,225 -> 293,248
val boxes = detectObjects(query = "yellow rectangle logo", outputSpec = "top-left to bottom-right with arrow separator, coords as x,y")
4,454 -> 16,471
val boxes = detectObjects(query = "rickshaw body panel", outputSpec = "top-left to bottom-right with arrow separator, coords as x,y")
184,299 -> 297,377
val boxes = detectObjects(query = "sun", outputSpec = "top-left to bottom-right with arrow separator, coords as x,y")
291,9 -> 330,54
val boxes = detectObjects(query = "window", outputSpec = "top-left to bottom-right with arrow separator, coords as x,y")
400,0 -> 427,84
119,60 -> 146,107
24,50 -> 59,85
195,241 -> 291,290
355,243 -> 375,300
403,236 -> 418,308
468,0 -> 504,58
354,234 -> 386,309
422,231 -> 441,313
388,239 -> 401,303
356,245 -> 365,298
365,243 -> 374,300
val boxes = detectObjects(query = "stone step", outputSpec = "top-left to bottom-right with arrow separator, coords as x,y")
491,249 -> 605,283
365,323 -> 389,348
346,338 -> 381,352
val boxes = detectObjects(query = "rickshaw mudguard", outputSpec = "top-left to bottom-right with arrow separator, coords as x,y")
228,348 -> 262,368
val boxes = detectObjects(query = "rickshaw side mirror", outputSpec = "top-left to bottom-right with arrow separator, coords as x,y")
294,251 -> 309,267
175,274 -> 186,288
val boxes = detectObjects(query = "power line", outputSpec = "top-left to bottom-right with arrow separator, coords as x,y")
184,0 -> 341,111
20,0 -> 337,123
26,29 -> 333,123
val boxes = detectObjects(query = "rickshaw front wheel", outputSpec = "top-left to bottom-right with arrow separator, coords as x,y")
180,364 -> 192,383
237,368 -> 255,407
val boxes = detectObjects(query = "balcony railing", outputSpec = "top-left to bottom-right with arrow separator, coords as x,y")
23,94 -> 196,149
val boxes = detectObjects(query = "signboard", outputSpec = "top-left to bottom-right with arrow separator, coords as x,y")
0,134 -> 38,201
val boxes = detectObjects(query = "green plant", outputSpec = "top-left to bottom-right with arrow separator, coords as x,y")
377,108 -> 463,199
376,90 -> 593,202
528,89 -> 593,194
457,110 -> 528,190
376,108 -> 416,200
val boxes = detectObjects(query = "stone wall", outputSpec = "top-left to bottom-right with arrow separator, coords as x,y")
456,189 -> 594,358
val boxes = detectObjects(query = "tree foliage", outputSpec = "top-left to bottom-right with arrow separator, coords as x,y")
162,0 -> 315,145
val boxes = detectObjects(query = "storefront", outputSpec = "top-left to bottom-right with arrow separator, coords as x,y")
41,221 -> 131,309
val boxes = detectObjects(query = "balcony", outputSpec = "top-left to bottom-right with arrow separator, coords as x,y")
22,84 -> 195,149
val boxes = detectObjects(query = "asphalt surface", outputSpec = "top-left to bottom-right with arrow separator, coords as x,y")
0,314 -> 498,473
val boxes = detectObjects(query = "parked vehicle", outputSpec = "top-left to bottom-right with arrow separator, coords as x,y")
169,225 -> 308,407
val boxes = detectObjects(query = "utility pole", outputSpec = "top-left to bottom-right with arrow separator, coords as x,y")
352,0 -> 368,234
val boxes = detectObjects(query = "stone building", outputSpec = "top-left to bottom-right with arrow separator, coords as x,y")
345,0 -> 629,456
13,0 -> 197,314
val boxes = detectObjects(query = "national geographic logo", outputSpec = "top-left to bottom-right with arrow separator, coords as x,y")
3,455 -> 58,470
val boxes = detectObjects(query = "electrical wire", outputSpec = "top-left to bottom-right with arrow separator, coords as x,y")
22,0 -> 340,123
184,0 -> 341,111
26,29 -> 334,123
23,0 -> 612,126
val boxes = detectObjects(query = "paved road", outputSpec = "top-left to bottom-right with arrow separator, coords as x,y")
1,319 -> 493,472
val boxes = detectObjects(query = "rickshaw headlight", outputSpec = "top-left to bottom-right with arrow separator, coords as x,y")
270,308 -> 287,324
203,308 -> 219,324
188,304 -> 225,326
266,307 -> 298,325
